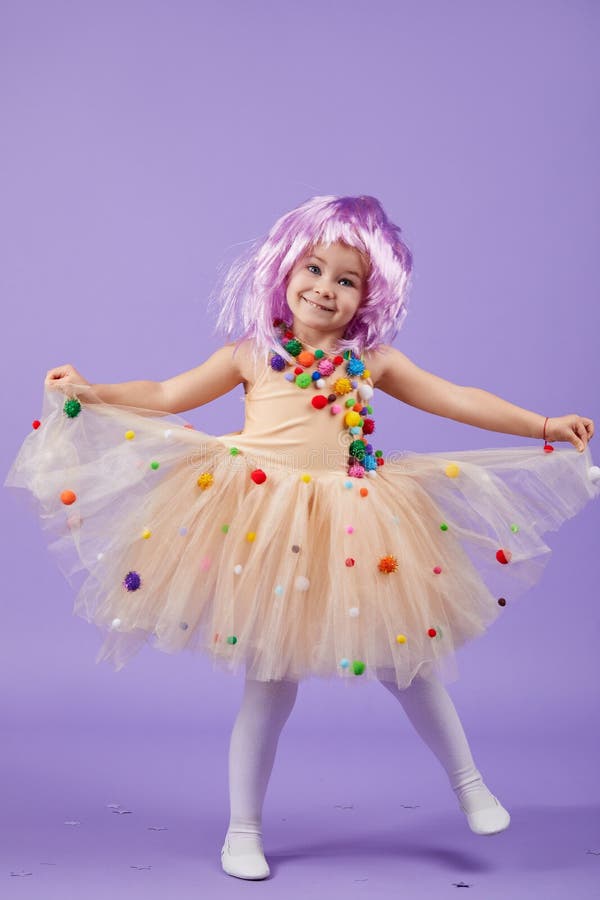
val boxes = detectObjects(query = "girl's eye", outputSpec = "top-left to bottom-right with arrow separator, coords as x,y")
307,264 -> 320,274
339,278 -> 354,288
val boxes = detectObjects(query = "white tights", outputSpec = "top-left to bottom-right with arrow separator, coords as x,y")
226,669 -> 495,838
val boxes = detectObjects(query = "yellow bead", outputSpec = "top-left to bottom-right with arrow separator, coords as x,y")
345,410 -> 361,427
396,634 -> 407,644
300,473 -> 311,483
246,531 -> 256,542
445,463 -> 460,478
197,472 -> 214,489
142,528 -> 152,539
125,430 -> 135,440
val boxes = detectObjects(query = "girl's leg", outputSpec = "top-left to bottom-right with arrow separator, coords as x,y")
378,667 -> 510,832
223,674 -> 298,876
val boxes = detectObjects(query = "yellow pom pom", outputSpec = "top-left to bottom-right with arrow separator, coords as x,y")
396,633 -> 407,644
362,369 -> 370,378
125,430 -> 135,440
142,528 -> 152,539
345,410 -> 362,427
444,463 -> 460,478
300,473 -> 312,483
333,377 -> 352,396
197,472 -> 214,489
246,531 -> 256,542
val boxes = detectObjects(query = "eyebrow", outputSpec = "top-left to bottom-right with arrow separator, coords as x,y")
308,254 -> 363,280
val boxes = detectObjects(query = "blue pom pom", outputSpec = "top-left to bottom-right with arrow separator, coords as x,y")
311,371 -> 320,381
346,357 -> 365,376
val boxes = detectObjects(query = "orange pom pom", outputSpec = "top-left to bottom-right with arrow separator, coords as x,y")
60,489 -> 77,505
378,555 -> 398,574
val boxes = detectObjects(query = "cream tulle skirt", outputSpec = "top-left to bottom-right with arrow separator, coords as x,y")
5,385 -> 599,689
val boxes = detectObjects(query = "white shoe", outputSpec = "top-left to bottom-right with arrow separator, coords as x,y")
220,831 -> 271,880
460,794 -> 511,835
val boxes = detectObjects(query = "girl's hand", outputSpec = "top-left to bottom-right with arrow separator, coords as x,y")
44,364 -> 91,397
546,414 -> 594,452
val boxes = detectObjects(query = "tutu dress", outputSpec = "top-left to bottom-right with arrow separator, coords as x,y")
4,337 -> 600,688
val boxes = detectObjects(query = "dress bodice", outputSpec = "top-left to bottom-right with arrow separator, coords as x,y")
215,353 -> 376,473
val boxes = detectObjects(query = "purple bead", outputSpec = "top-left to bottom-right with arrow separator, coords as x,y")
123,570 -> 141,591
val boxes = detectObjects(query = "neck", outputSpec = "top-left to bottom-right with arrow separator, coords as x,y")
288,321 -> 345,356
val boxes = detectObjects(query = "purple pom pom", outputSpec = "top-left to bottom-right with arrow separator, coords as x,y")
365,443 -> 373,454
270,354 -> 286,371
123,570 -> 141,591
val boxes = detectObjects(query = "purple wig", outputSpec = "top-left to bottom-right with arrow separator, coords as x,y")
208,195 -> 413,366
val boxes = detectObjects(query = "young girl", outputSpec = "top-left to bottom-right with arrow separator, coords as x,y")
5,195 -> 598,881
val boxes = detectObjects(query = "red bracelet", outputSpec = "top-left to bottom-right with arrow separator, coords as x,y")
543,416 -> 554,453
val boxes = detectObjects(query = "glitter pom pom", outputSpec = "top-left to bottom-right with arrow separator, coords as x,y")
270,354 -> 286,371
63,397 -> 82,419
378,555 -> 398,574
123,570 -> 141,591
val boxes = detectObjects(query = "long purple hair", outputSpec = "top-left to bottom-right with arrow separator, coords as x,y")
208,195 -> 413,366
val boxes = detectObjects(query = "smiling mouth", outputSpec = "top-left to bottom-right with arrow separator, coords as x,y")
302,296 -> 335,312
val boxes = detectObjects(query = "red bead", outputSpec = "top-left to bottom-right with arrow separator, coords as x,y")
433,565 -> 442,574
543,442 -> 554,453
495,548 -> 512,564
294,366 -> 303,375
427,628 -> 437,638
250,469 -> 267,484
311,395 -> 328,409
32,419 -> 41,430
333,355 -> 344,366
345,557 -> 355,567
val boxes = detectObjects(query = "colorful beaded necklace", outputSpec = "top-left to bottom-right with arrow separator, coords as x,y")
269,318 -> 385,478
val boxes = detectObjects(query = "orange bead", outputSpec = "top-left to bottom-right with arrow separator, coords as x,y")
60,489 -> 77,505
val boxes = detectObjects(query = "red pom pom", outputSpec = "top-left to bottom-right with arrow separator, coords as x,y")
427,628 -> 437,638
362,417 -> 375,435
345,557 -> 355,567
273,317 -> 283,327
294,366 -> 303,375
32,419 -> 41,430
311,395 -> 328,409
543,442 -> 554,453
183,423 -> 194,429
284,330 -> 294,339
333,355 -> 344,366
250,469 -> 267,484
433,565 -> 442,574
376,457 -> 384,466
495,548 -> 512,564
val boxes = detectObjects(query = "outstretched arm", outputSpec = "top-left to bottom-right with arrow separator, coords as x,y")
376,345 -> 594,451
45,341 -> 246,414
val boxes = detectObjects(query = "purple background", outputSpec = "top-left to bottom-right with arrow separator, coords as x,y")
2,0 -> 599,896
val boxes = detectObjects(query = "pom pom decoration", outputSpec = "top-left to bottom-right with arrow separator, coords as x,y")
496,548 -> 512,564
333,377 -> 352,395
433,565 -> 442,574
297,350 -> 315,367
270,354 -> 286,371
348,463 -> 365,477
32,419 -> 41,429
60,489 -> 77,505
588,465 -> 600,483
378,555 -> 398,574
362,417 -> 375,435
123,570 -> 141,591
284,339 -> 303,356
197,472 -> 214,490
125,430 -> 135,440
250,469 -> 267,484
444,463 -> 460,478
317,358 -> 335,376
396,634 -> 407,644
63,397 -> 82,418
311,395 -> 328,410
345,557 -> 355,567
352,660 -> 366,675
294,575 -> 310,591
498,597 -> 507,606
346,357 -> 365,376
427,628 -> 437,638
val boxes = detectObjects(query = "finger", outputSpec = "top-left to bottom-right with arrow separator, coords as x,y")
572,424 -> 586,451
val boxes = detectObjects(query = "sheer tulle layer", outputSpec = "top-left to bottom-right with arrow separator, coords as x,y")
5,385 -> 599,688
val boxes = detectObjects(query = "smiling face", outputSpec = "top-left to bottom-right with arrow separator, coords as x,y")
285,242 -> 368,351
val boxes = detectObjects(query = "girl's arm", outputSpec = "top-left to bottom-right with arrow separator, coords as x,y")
46,342 -> 246,414
376,345 -> 594,451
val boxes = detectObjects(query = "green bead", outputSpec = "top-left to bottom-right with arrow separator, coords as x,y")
221,524 -> 229,534
440,522 -> 448,531
345,398 -> 356,407
150,460 -> 160,470
229,447 -> 240,455
366,405 -> 373,414
375,450 -> 383,458
63,397 -> 82,418
352,660 -> 366,675
295,372 -> 312,388
510,523 -> 520,533
226,635 -> 238,645
315,349 -> 325,359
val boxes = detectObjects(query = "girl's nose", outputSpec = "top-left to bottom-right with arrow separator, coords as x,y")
315,281 -> 334,297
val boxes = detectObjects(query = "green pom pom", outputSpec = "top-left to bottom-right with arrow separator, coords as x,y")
221,523 -> 229,533
150,460 -> 160,470
510,523 -> 520,533
349,439 -> 366,460
315,349 -> 325,359
229,447 -> 240,455
63,397 -> 82,418
284,339 -> 302,356
295,372 -> 312,388
352,660 -> 366,675
345,398 -> 356,407
375,450 -> 383,458
366,405 -> 373,414
440,522 -> 449,531
226,635 -> 238,645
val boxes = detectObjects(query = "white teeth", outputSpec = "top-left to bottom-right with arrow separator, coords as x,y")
303,297 -> 334,312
